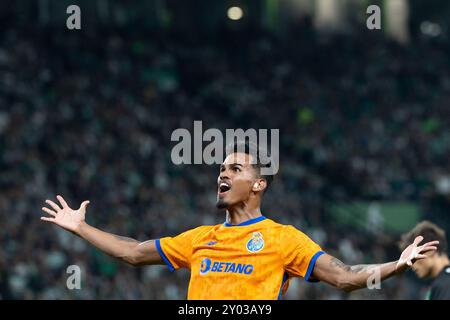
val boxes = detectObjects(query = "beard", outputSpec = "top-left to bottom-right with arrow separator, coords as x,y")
216,197 -> 229,209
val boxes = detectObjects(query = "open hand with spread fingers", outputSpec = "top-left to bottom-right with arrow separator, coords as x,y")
396,235 -> 439,272
41,195 -> 90,235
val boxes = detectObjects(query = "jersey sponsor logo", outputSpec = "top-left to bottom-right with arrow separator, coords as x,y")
200,258 -> 212,275
199,258 -> 254,275
206,241 -> 217,246
246,232 -> 264,253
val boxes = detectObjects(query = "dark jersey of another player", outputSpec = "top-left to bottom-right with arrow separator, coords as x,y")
425,265 -> 450,300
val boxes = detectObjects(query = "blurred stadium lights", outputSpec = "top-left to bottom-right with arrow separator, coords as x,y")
385,0 -> 410,44
314,0 -> 346,32
227,6 -> 243,21
312,0 -> 411,43
436,176 -> 450,195
25,0 -> 450,40
420,21 -> 442,37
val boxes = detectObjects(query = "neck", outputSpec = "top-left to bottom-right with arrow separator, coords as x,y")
431,255 -> 450,278
225,202 -> 262,225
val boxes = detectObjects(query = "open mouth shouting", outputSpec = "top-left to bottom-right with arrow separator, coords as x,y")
218,181 -> 232,197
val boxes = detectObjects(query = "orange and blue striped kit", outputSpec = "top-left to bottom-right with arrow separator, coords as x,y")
156,216 -> 324,299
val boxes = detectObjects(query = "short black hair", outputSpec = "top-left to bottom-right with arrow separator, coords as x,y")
225,139 -> 275,191
399,221 -> 448,255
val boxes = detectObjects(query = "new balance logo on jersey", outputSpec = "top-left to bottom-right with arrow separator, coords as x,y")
199,258 -> 253,275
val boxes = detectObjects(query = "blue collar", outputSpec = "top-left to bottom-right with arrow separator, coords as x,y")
223,216 -> 266,227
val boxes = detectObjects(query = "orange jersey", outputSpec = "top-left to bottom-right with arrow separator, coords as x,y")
156,216 -> 324,300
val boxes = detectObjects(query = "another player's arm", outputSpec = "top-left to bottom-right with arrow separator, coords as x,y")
312,236 -> 439,292
40,195 -> 163,266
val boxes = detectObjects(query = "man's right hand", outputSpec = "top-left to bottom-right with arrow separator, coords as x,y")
41,195 -> 90,235
41,195 -> 163,266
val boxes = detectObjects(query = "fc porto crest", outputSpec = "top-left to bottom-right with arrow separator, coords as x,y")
246,232 -> 264,253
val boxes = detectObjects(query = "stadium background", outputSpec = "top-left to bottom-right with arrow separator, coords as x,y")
0,0 -> 449,299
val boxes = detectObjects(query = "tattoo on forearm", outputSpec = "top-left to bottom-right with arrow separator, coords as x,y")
330,257 -> 350,271
113,235 -> 139,243
330,257 -> 381,274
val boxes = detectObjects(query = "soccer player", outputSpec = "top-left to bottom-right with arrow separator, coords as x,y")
400,221 -> 450,299
41,141 -> 439,299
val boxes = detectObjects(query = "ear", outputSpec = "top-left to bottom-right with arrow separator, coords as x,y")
252,179 -> 267,192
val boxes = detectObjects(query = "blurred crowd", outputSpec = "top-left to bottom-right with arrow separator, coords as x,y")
0,18 -> 449,299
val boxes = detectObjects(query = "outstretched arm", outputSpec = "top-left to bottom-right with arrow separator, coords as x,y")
312,236 -> 439,292
312,254 -> 399,292
41,195 -> 163,266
